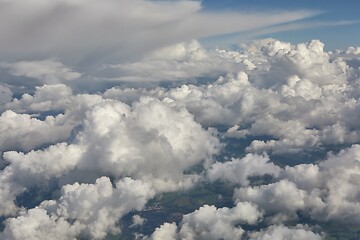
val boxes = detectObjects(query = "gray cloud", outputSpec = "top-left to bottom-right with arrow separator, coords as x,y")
0,60 -> 81,84
0,0 -> 316,64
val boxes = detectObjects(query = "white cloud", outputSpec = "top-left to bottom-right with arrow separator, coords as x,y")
207,153 -> 281,186
104,40 -> 250,82
1,208 -> 79,240
73,97 -> 220,192
1,60 -> 81,84
0,92 -> 221,237
149,203 -> 324,240
151,222 -> 178,240
1,37 -> 360,239
3,177 -> 155,239
3,143 -> 83,181
233,144 -> 360,224
130,215 -> 146,228
123,39 -> 358,153
180,202 -> 262,240
249,224 -> 323,240
4,39 -> 358,157
0,143 -> 83,216
288,144 -> 360,222
2,177 -> 156,239
4,84 -> 74,113
41,177 -> 155,239
346,46 -> 360,55
0,110 -> 73,152
234,180 -> 318,222
151,202 -> 262,240
0,172 -> 24,216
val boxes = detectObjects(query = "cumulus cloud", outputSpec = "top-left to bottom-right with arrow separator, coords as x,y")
149,207 -> 323,240
0,143 -> 83,216
4,84 -> 74,113
1,208 -> 79,240
232,144 -> 360,224
2,177 -> 155,240
234,180 -> 322,222
4,84 -> 104,131
73,97 -> 220,191
148,144 -> 359,240
0,173 -> 24,216
0,91 -> 220,237
3,38 -> 358,155
207,153 -> 281,186
103,38 -> 360,153
249,224 -> 323,240
1,37 -> 360,239
179,202 -> 262,240
151,222 -> 178,240
0,110 -> 73,152
284,144 -> 360,222
42,177 -> 155,239
130,215 -> 146,228
151,202 -> 262,240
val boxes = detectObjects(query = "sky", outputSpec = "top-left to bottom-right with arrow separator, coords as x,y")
1,1 -> 360,240
201,0 -> 360,50
0,0 -> 358,71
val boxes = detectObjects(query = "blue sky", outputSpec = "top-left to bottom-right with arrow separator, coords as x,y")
201,0 -> 360,50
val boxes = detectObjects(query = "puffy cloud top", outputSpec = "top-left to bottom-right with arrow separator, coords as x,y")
1,37 -> 360,239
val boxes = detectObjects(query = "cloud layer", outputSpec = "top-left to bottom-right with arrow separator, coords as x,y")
1,18 -> 360,239
0,0 -> 316,63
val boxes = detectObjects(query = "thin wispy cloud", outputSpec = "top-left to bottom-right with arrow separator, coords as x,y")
201,17 -> 360,48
